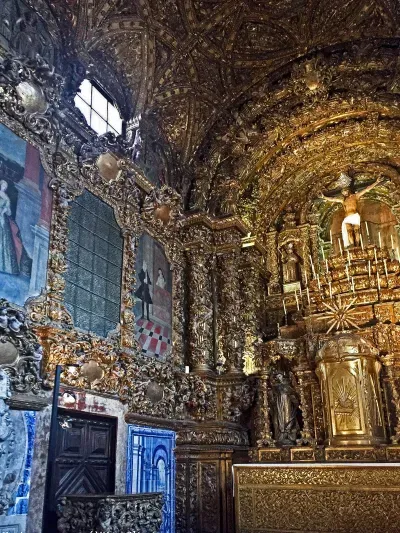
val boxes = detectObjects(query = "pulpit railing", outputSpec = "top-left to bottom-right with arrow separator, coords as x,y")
57,492 -> 163,533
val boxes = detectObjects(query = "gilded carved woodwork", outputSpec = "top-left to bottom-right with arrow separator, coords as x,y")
0,300 -> 46,397
316,334 -> 386,446
175,448 -> 234,533
234,464 -> 400,533
57,493 -> 164,533
0,53 -> 64,144
5,4 -> 400,532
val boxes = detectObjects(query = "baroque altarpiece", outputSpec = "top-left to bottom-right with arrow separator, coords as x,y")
2,1 -> 400,533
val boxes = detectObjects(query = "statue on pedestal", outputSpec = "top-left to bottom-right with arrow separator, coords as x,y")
269,370 -> 300,446
281,242 -> 300,284
320,174 -> 384,248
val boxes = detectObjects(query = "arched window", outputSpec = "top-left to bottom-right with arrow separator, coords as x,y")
74,79 -> 123,136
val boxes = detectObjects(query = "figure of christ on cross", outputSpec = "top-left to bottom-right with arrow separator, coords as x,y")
320,174 -> 384,248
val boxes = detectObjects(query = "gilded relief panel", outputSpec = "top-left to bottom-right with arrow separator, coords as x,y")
329,363 -> 363,435
234,465 -> 400,533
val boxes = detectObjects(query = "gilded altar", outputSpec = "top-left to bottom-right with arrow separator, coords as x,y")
233,464 -> 400,533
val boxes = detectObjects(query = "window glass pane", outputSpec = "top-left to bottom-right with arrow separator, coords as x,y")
74,96 -> 91,124
108,103 -> 123,134
75,80 -> 123,138
79,79 -> 92,104
91,86 -> 108,119
90,110 -> 108,135
64,189 -> 123,337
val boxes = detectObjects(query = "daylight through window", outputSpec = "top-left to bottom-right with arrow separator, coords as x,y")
74,79 -> 123,136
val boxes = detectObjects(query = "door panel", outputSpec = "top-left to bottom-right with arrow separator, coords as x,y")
46,411 -> 116,530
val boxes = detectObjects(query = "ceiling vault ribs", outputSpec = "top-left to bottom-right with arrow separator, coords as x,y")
46,0 -> 400,228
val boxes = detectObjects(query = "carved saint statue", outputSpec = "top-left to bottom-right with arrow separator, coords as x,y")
269,371 -> 300,446
320,174 -> 384,248
281,242 -> 300,283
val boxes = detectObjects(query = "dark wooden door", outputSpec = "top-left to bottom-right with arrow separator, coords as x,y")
46,411 -> 116,530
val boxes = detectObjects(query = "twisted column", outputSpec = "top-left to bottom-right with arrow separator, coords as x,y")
253,370 -> 275,447
218,250 -> 242,373
240,247 -> 265,375
187,248 -> 215,373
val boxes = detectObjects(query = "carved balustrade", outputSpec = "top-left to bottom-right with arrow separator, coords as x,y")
57,493 -> 164,533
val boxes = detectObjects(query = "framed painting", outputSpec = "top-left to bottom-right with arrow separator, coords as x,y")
0,123 -> 52,306
134,232 -> 172,359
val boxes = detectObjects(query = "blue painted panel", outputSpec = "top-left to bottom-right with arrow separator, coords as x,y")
127,425 -> 176,533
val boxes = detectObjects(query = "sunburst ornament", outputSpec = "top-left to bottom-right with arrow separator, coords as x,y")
317,297 -> 363,333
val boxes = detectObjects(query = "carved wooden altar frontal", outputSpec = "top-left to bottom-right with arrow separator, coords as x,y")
233,464 -> 400,532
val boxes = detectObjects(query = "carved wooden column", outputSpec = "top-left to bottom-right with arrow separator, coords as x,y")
382,353 -> 400,444
308,214 -> 321,274
265,229 -> 280,293
252,370 -> 275,448
186,246 -> 215,373
240,245 -> 267,374
293,356 -> 317,445
299,224 -> 312,286
218,249 -> 242,373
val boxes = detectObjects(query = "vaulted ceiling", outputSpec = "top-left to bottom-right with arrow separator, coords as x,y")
51,0 -> 400,234
58,1 -> 400,156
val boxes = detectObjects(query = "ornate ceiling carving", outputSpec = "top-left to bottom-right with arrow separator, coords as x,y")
49,1 -> 400,150
41,1 -> 400,232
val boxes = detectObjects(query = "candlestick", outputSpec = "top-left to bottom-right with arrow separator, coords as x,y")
378,231 -> 382,249
347,249 -> 351,266
365,221 -> 370,236
330,230 -> 333,244
391,234 -> 395,250
368,260 -> 371,278
299,284 -> 303,297
317,275 -> 321,290
377,270 -> 381,290
306,287 -> 311,305
283,299 -> 287,315
185,365 -> 190,374
325,259 -> 329,274
338,238 -> 343,256
374,247 -> 378,264
309,254 -> 316,278
384,259 -> 389,280
295,291 -> 300,311
351,277 -> 355,294
277,323 -> 280,337
360,233 -> 364,250
321,246 -> 325,261
304,268 -> 308,286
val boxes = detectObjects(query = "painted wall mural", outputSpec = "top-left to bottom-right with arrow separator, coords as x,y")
134,232 -> 172,359
0,123 -> 52,307
127,425 -> 176,533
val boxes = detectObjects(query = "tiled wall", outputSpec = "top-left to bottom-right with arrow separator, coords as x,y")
127,425 -> 176,533
0,411 -> 36,533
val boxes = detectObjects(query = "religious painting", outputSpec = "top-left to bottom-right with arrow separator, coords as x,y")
134,233 -> 172,359
0,123 -> 52,306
